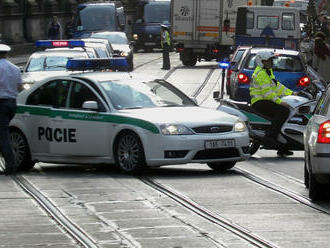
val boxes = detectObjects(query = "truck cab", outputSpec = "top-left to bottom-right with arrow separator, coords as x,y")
71,1 -> 126,39
132,0 -> 171,52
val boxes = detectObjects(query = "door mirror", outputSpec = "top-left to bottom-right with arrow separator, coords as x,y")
82,101 -> 98,110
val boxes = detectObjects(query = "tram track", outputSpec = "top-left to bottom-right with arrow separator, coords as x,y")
140,176 -> 280,248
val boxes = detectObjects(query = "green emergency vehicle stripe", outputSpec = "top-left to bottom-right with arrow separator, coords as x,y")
16,105 -> 160,134
241,110 -> 271,124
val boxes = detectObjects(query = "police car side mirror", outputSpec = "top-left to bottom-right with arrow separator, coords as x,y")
82,101 -> 98,110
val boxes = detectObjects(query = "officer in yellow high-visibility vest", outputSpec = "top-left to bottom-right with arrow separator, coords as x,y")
160,24 -> 171,70
250,50 -> 298,157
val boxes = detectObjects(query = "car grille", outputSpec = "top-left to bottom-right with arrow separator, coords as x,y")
193,148 -> 239,160
192,125 -> 233,133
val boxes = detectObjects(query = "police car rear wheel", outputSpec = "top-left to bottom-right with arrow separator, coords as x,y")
10,130 -> 35,171
115,132 -> 146,173
207,161 -> 236,172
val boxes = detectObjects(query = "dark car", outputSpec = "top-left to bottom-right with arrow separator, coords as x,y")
91,31 -> 133,71
226,46 -> 250,96
229,47 -> 311,102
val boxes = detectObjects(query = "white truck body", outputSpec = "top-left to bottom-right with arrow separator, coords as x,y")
171,0 -> 263,65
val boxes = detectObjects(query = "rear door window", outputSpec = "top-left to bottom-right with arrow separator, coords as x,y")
257,16 -> 279,30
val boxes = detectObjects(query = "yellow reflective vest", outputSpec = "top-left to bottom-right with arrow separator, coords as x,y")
250,66 -> 292,105
161,30 -> 171,48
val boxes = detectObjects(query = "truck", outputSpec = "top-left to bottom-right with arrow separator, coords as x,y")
132,0 -> 171,52
171,0 -> 263,66
71,1 -> 126,39
235,6 -> 301,50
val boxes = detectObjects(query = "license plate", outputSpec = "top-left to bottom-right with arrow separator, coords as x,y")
145,42 -> 156,46
205,139 -> 235,149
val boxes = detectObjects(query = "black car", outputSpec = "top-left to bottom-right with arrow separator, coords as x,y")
91,31 -> 134,71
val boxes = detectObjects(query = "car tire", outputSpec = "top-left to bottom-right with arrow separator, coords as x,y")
307,151 -> 323,201
207,161 -> 236,172
248,140 -> 260,156
304,151 -> 309,189
114,131 -> 146,174
10,129 -> 35,171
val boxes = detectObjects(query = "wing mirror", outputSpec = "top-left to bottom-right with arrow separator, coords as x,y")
82,101 -> 98,110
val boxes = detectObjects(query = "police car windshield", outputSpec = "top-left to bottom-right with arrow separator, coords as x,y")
245,54 -> 303,72
100,80 -> 196,110
26,54 -> 87,72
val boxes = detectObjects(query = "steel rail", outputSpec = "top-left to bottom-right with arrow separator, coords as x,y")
191,68 -> 215,98
12,175 -> 100,248
140,176 -> 279,248
234,167 -> 330,215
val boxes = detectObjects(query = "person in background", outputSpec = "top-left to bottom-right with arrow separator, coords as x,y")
313,31 -> 330,71
48,15 -> 62,40
160,24 -> 171,70
0,44 -> 23,175
65,16 -> 74,39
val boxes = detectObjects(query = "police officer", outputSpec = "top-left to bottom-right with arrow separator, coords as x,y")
160,24 -> 171,70
250,50 -> 297,157
0,44 -> 23,174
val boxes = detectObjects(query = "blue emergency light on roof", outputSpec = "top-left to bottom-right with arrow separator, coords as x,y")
35,40 -> 85,48
66,58 -> 128,71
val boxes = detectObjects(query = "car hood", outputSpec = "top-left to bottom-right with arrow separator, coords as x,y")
22,71 -> 71,84
118,106 -> 240,127
111,44 -> 131,53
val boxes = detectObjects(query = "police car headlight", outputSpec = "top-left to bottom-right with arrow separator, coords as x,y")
160,124 -> 194,135
133,34 -> 138,40
23,83 -> 31,90
120,51 -> 129,57
234,121 -> 247,132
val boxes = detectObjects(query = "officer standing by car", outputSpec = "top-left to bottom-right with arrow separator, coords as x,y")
250,50 -> 297,157
0,44 -> 23,175
160,24 -> 171,70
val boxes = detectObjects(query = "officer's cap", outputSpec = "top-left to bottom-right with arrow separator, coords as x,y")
161,24 -> 168,29
0,44 -> 11,52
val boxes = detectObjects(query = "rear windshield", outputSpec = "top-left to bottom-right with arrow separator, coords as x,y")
244,54 -> 303,72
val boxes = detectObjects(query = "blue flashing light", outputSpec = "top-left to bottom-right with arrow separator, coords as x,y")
35,40 -> 85,48
66,58 -> 128,71
219,61 -> 230,69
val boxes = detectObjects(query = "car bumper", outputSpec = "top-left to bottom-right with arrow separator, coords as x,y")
143,131 -> 250,167
311,143 -> 330,174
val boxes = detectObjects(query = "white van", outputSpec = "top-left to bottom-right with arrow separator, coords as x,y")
235,6 -> 301,50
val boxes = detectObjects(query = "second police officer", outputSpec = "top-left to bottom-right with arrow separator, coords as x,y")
160,24 -> 171,70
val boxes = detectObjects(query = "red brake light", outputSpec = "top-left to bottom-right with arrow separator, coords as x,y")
298,76 -> 310,87
317,121 -> 330,143
212,49 -> 219,53
238,73 -> 250,84
176,47 -> 184,52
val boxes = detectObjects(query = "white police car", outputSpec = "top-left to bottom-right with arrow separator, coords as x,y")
22,40 -> 98,90
11,58 -> 250,173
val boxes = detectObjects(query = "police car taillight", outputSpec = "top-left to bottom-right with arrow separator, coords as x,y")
298,76 -> 310,87
66,58 -> 128,71
238,73 -> 249,84
317,121 -> 330,143
35,40 -> 85,48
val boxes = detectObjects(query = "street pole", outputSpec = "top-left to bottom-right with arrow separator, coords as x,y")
218,59 -> 230,100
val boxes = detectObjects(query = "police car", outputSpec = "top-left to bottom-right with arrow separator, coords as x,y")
10,58 -> 250,173
22,40 -> 100,90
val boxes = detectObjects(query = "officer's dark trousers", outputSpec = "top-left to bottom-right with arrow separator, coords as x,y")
251,100 -> 290,139
162,44 -> 170,70
0,99 -> 17,172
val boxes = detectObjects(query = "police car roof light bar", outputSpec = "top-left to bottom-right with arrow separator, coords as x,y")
35,40 -> 85,48
66,58 -> 128,71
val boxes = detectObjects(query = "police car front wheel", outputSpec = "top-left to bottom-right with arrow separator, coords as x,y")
10,129 -> 35,171
114,131 -> 146,173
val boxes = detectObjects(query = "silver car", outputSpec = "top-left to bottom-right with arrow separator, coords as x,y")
304,84 -> 330,201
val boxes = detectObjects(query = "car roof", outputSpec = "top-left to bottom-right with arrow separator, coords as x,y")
249,48 -> 299,56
